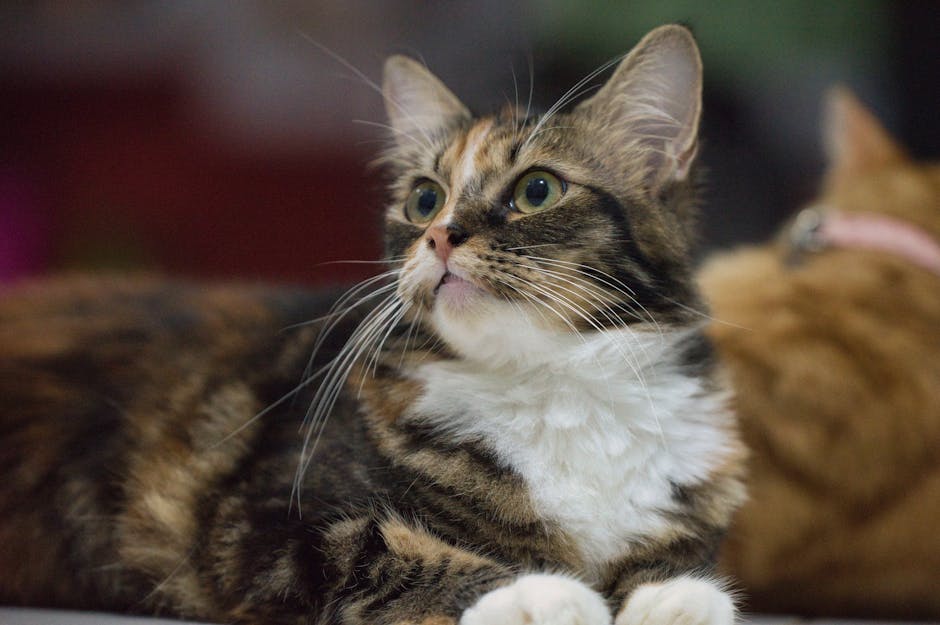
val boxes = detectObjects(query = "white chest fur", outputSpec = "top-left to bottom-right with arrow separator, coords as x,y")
410,327 -> 733,576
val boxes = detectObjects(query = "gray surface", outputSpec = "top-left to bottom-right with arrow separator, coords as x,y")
0,609 -> 937,625
0,608 -> 210,624
743,620 -> 939,625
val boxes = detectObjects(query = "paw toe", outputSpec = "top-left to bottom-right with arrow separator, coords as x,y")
616,577 -> 734,625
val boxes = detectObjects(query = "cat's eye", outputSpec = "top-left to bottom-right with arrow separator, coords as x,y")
405,180 -> 446,224
510,170 -> 566,214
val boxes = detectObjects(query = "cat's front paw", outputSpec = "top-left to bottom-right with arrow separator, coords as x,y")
460,574 -> 611,625
615,577 -> 734,625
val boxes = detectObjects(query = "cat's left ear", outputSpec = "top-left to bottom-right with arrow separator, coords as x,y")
382,56 -> 471,148
823,86 -> 907,184
575,24 -> 702,190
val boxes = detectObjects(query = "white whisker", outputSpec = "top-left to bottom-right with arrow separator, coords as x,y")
662,295 -> 752,330
288,269 -> 409,514
296,32 -> 437,152
503,243 -> 564,252
521,55 -> 623,152
493,270 -> 584,339
493,263 -> 666,440
353,119 -> 430,151
523,255 -> 663,337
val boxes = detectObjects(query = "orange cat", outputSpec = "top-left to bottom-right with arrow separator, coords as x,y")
702,89 -> 940,619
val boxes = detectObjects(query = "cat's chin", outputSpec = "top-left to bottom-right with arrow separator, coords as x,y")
430,294 -> 568,367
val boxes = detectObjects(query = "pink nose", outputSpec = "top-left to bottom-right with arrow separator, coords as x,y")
426,224 -> 468,262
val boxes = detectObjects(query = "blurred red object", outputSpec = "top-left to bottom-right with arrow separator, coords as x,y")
0,171 -> 49,283
2,72 -> 383,287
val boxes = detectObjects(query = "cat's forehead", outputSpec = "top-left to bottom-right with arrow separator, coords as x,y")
439,118 -> 499,190
437,116 -> 525,186
435,113 -> 581,189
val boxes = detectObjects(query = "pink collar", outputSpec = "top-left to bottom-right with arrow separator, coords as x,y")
788,207 -> 940,277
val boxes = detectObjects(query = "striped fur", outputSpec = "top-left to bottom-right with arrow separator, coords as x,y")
0,25 -> 744,625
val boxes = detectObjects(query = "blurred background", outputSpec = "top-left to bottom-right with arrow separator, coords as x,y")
1,0 -> 938,287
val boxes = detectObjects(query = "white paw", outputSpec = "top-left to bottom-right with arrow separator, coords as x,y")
460,574 -> 612,625
615,577 -> 734,625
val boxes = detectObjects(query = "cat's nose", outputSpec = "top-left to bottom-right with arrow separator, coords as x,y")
426,223 -> 469,263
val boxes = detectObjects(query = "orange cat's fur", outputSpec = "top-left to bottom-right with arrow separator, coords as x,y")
702,89 -> 940,619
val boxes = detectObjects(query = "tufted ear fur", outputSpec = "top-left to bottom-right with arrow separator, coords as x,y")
382,56 -> 471,149
575,24 -> 702,191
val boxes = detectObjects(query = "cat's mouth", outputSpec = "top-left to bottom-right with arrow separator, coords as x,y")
434,271 -> 470,292
433,270 -> 484,304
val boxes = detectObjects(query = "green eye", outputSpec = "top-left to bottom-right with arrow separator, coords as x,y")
511,170 -> 565,214
405,180 -> 446,224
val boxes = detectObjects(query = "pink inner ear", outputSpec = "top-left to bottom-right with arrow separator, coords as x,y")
824,88 -> 906,178
674,143 -> 699,182
382,56 -> 470,147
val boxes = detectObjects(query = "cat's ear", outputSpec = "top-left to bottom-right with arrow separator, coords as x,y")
823,86 -> 907,182
575,24 -> 702,189
382,56 -> 470,147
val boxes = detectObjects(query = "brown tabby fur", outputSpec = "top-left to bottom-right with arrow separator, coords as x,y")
0,26 -> 745,625
702,89 -> 940,619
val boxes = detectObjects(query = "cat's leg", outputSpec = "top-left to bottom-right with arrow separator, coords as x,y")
193,499 -> 611,624
319,515 -> 516,625
459,573 -> 612,625
327,516 -> 612,625
184,503 -> 513,625
606,534 -> 736,625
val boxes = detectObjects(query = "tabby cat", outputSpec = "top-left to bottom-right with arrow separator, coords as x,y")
704,89 -> 940,619
0,25 -> 745,625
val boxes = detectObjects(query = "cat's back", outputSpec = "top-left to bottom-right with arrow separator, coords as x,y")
0,275 -> 335,351
0,276 -> 340,435
0,276 -> 342,609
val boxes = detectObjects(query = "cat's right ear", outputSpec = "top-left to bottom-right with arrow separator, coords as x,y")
382,56 -> 470,147
574,24 -> 702,191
